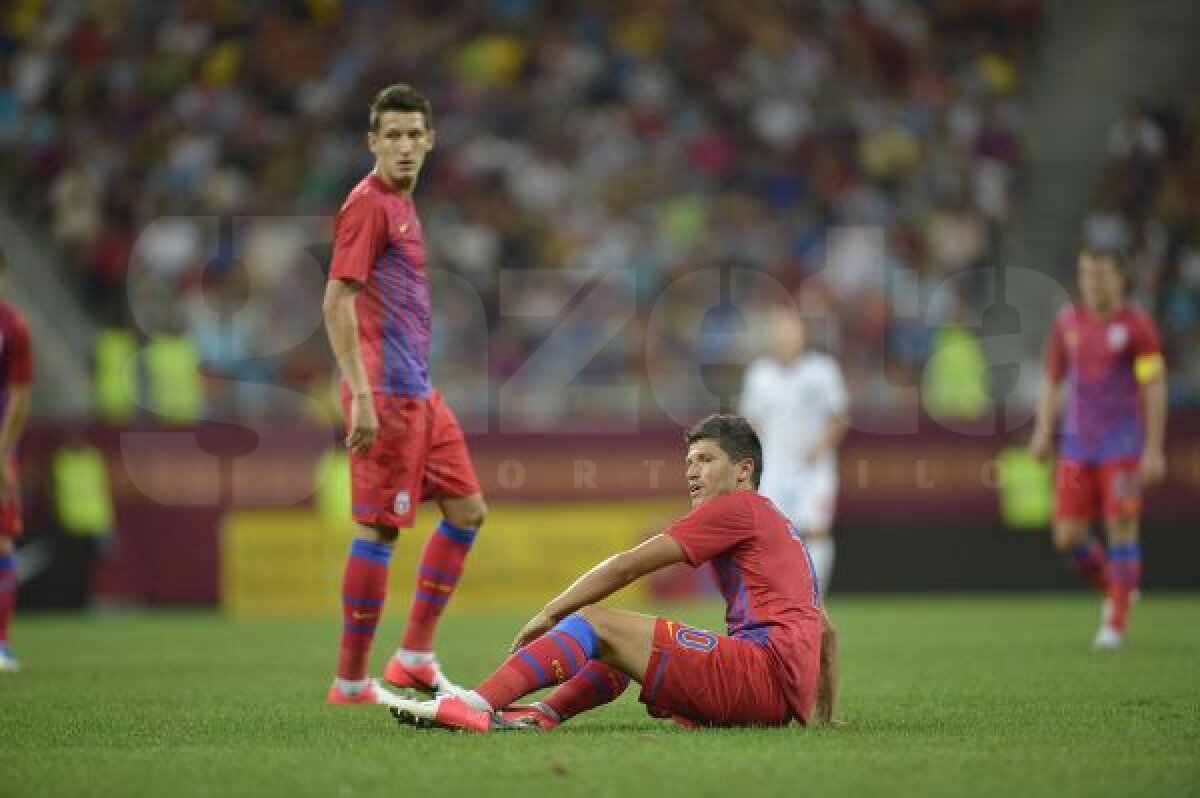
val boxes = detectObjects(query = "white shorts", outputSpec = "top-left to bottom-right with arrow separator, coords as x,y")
760,466 -> 837,534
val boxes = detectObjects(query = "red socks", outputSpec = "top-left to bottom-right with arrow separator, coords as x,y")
0,552 -> 14,647
543,661 -> 631,721
336,540 -> 392,681
401,520 -> 477,652
476,614 -> 598,709
1066,537 -> 1108,592
1106,543 -> 1141,632
336,519 -> 477,681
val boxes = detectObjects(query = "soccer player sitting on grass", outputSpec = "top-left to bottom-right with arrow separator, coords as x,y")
388,414 -> 839,732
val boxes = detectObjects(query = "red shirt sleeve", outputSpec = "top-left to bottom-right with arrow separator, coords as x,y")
665,492 -> 755,566
6,314 -> 32,386
329,195 -> 388,285
1130,311 -> 1162,357
1045,314 -> 1066,381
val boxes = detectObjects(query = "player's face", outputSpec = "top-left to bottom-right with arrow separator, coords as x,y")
770,312 -> 806,362
684,440 -> 753,506
1078,254 -> 1123,315
369,111 -> 435,192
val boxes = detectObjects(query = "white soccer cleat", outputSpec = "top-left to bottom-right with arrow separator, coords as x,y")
0,651 -> 19,672
327,677 -> 405,706
388,695 -> 447,730
1092,625 -> 1123,650
368,680 -> 409,709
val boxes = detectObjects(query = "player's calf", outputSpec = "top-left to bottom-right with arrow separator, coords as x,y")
1056,527 -> 1108,592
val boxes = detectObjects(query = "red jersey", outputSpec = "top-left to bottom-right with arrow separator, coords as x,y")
329,173 -> 432,397
1045,303 -> 1162,463
666,490 -> 823,722
0,299 -> 33,407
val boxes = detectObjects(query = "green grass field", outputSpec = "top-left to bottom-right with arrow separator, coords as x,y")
2,595 -> 1198,798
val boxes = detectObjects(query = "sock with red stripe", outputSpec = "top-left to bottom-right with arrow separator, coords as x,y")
0,552 -> 15,651
475,614 -> 598,710
336,539 -> 392,681
1106,542 -> 1141,632
1066,537 -> 1108,592
542,660 -> 631,721
400,519 -> 477,652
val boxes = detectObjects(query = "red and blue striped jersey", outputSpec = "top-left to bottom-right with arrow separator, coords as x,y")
666,490 -> 823,723
0,299 -> 32,418
1045,302 -> 1162,463
329,173 -> 432,397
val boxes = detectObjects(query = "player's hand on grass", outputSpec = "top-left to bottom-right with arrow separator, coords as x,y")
346,393 -> 379,454
1140,447 -> 1166,485
511,610 -> 556,652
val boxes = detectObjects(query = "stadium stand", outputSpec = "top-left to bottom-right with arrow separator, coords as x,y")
2,0 -> 1048,422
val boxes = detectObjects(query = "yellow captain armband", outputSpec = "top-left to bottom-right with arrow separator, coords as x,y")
1135,353 -> 1165,384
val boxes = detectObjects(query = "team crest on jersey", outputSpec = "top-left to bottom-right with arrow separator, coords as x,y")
393,491 -> 411,516
1065,329 -> 1079,349
674,626 -> 718,652
1107,324 -> 1128,351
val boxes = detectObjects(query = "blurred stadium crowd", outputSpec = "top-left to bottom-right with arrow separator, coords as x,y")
1083,94 -> 1200,407
11,0 -> 1197,425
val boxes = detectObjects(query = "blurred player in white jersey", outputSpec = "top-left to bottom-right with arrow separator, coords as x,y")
739,307 -> 849,597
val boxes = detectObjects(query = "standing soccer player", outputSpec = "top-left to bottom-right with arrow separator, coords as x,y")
1029,247 -> 1167,649
0,248 -> 34,672
322,85 -> 487,704
739,306 -> 849,597
388,415 -> 838,732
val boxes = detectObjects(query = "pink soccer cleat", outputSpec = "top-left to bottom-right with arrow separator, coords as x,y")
326,678 -> 402,706
390,695 -> 494,733
383,656 -> 461,696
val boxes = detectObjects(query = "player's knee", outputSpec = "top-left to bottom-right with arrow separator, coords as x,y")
359,523 -> 398,544
1052,522 -> 1086,552
1105,517 -> 1139,544
445,497 -> 487,530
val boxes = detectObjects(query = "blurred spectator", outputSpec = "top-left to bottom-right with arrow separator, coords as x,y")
0,0 -> 1044,423
1083,92 -> 1200,406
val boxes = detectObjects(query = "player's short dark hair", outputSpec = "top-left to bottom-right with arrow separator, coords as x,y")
369,84 -> 434,133
685,414 -> 763,488
1079,244 -> 1127,274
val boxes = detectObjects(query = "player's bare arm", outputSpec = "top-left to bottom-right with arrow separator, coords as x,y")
0,382 -> 30,497
808,411 -> 849,463
1029,378 -> 1063,461
1140,367 -> 1167,484
814,610 -> 839,725
511,534 -> 687,651
322,278 -> 377,453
